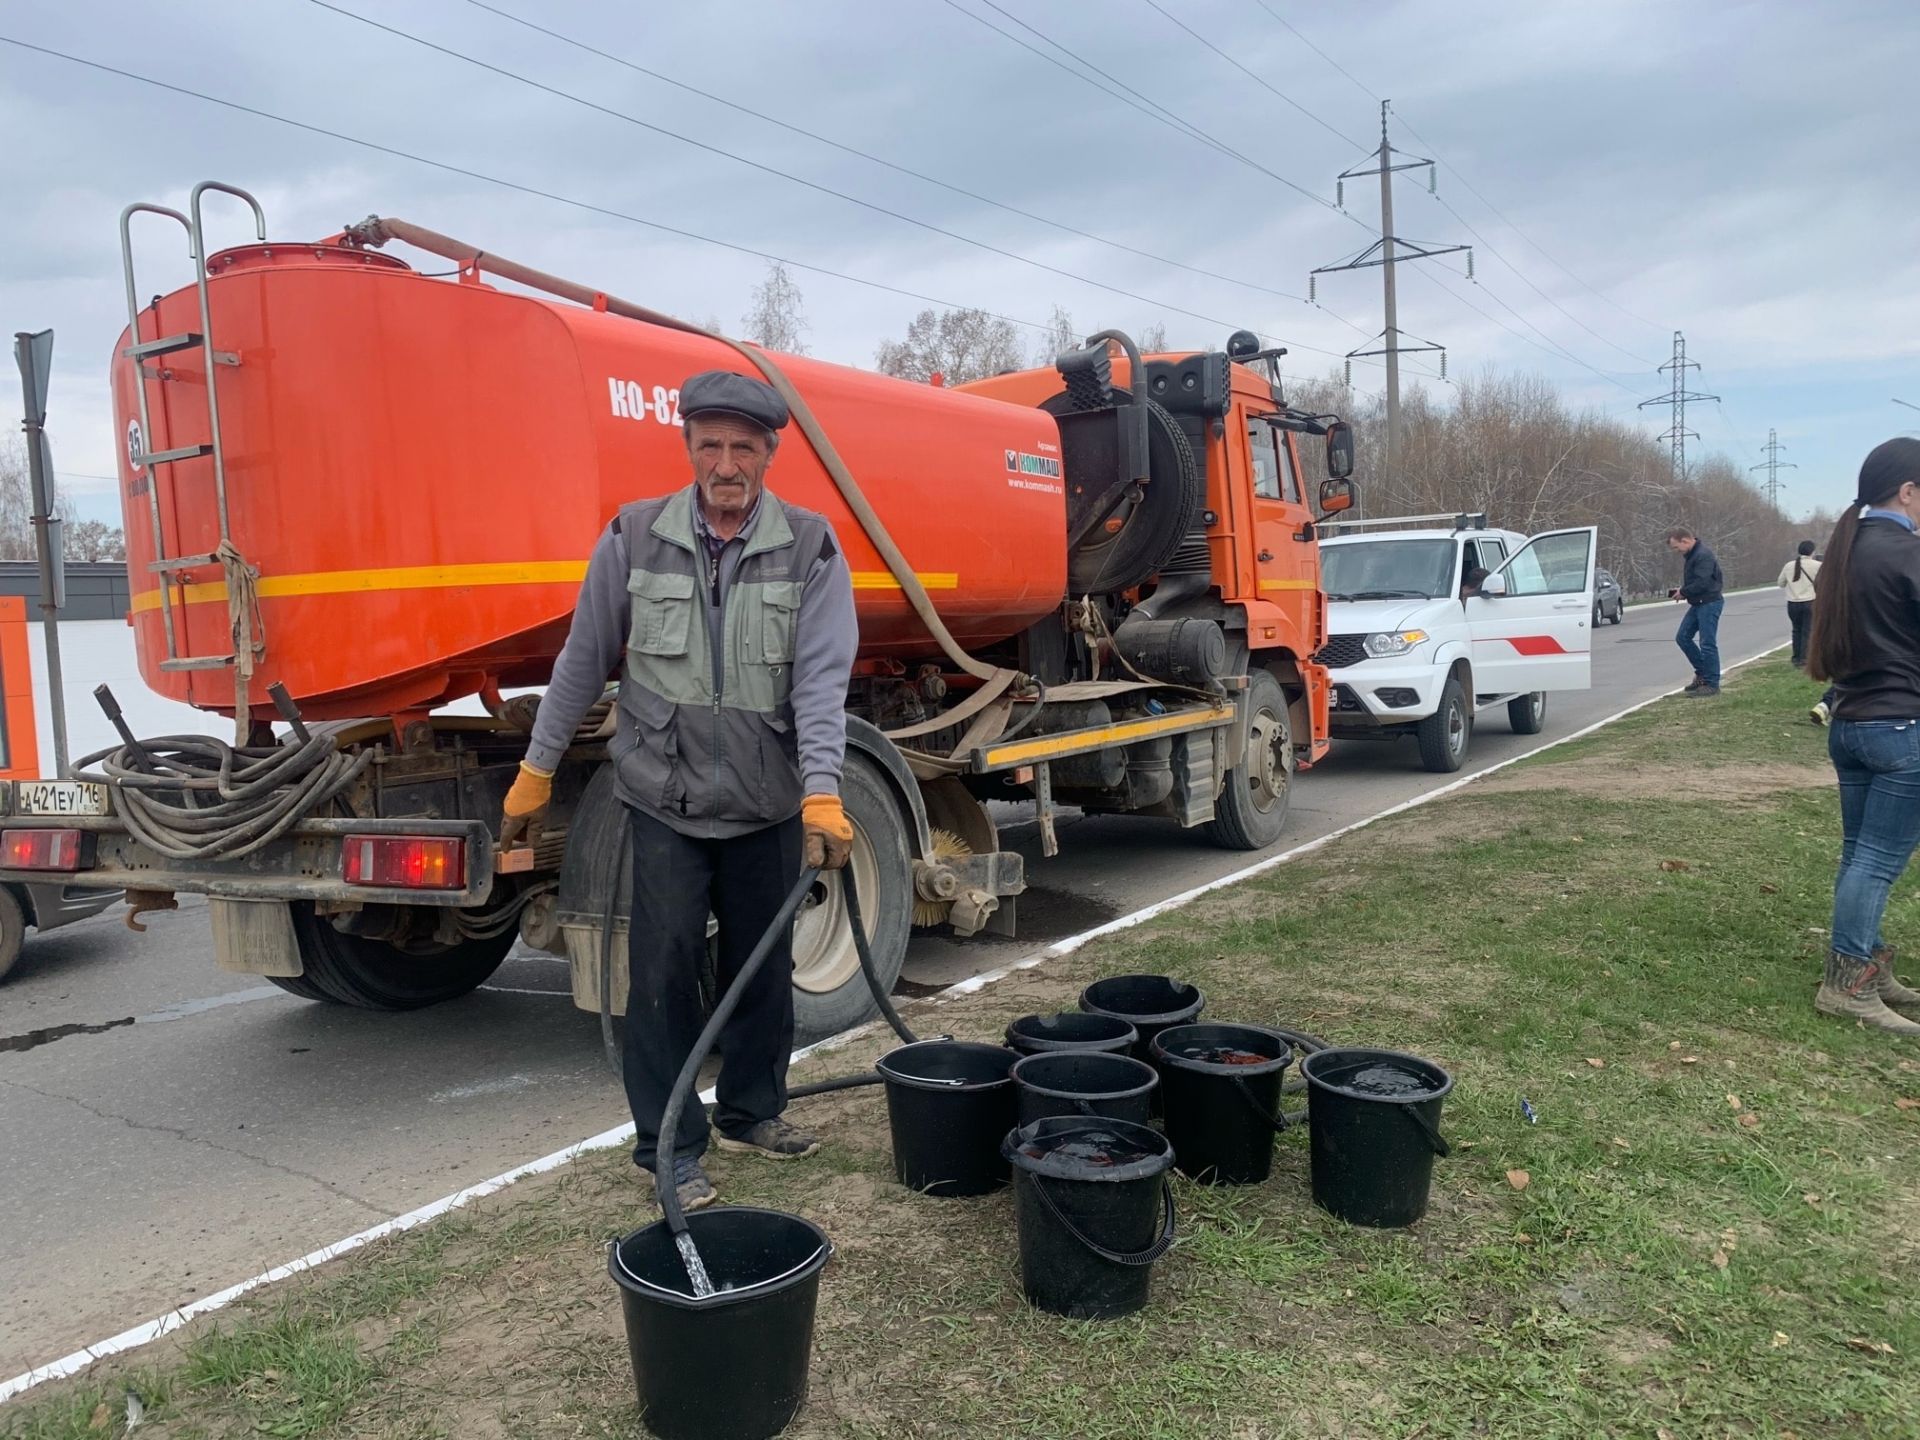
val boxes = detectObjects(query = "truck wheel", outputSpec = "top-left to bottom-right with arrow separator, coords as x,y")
1205,669 -> 1293,851
789,751 -> 912,1043
283,904 -> 515,1010
1508,691 -> 1547,735
1416,678 -> 1472,773
0,887 -> 26,983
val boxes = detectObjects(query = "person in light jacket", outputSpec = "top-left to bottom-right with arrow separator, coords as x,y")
1777,539 -> 1820,668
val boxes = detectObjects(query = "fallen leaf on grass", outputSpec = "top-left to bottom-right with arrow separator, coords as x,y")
1681,1055 -> 1700,1064
1711,1249 -> 1729,1270
1660,858 -> 1691,872
1803,1193 -> 1823,1206
1846,1337 -> 1896,1356
1772,1331 -> 1791,1348
1668,1040 -> 1682,1051
1612,1136 -> 1631,1149
1896,1098 -> 1920,1111
1738,1112 -> 1761,1129
1760,883 -> 1779,894
1727,1094 -> 1743,1110
1514,1232 -> 1534,1245
1506,1169 -> 1531,1191
1586,1057 -> 1607,1069
88,1404 -> 109,1431
1658,1430 -> 1676,1440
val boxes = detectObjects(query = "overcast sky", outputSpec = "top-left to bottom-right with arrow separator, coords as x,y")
4,0 -> 1917,529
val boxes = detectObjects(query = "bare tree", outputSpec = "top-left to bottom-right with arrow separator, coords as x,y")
741,262 -> 809,355
0,437 -> 68,563
1137,321 -> 1168,353
1033,305 -> 1078,368
876,307 -> 1025,386
65,519 -> 127,563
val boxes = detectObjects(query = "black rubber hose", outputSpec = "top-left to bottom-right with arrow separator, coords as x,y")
598,824 -> 632,1079
657,867 -> 820,1238
842,868 -> 917,1046
788,1072 -> 887,1099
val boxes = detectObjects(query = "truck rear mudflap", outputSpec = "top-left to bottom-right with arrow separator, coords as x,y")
0,815 -> 496,907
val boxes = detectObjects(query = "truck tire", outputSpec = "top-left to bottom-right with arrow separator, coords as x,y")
282,903 -> 514,1010
1205,669 -> 1294,851
1416,677 -> 1472,773
789,751 -> 913,1043
0,887 -> 26,983
1508,690 -> 1547,735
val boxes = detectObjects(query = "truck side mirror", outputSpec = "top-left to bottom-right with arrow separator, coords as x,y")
1318,478 -> 1354,515
1478,572 -> 1508,597
1324,420 -> 1354,480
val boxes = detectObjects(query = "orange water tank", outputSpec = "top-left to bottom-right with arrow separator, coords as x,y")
110,244 -> 1068,720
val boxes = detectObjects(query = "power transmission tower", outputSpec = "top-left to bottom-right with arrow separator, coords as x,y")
1750,428 -> 1796,510
1309,100 -> 1471,483
1637,331 -> 1718,484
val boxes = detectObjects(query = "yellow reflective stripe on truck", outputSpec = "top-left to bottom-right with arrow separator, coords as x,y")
976,704 -> 1235,772
130,564 -> 958,612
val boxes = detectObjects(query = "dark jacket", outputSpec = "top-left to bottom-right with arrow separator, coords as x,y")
1678,541 -> 1723,606
1830,517 -> 1920,722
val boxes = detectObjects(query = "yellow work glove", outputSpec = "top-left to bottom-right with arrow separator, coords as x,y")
802,793 -> 854,871
499,762 -> 553,851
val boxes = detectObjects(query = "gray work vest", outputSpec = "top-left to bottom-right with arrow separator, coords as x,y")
610,487 -> 831,836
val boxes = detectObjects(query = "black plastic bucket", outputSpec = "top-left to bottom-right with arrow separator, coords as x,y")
1003,1116 -> 1177,1319
1151,1022 -> 1295,1186
1302,1047 -> 1454,1228
1078,975 -> 1205,1060
610,1207 -> 832,1440
1005,1011 -> 1139,1058
1012,1051 -> 1158,1127
876,1040 -> 1018,1196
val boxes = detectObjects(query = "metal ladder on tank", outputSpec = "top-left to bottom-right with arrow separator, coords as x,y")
119,182 -> 267,739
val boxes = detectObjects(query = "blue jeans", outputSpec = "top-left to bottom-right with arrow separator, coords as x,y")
1829,718 -> 1920,960
1675,598 -> 1724,685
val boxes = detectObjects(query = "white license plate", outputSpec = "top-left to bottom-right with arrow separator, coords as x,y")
14,781 -> 109,817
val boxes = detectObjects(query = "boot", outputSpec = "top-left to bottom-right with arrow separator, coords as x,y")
1874,944 -> 1920,1018
1816,951 -> 1920,1036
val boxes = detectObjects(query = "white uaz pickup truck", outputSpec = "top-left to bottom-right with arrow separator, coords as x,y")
1313,514 -> 1598,772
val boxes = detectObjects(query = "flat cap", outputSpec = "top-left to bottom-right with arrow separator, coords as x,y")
679,370 -> 790,433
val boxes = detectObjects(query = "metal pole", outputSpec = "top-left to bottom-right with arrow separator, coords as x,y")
14,330 -> 69,777
1377,100 -> 1399,487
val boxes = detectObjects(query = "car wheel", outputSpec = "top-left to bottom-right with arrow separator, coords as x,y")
1508,691 -> 1547,735
1416,678 -> 1471,773
0,887 -> 26,983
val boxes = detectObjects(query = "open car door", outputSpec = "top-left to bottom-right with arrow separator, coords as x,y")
1465,527 -> 1597,695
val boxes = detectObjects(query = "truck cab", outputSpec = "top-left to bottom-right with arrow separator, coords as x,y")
1314,514 -> 1597,772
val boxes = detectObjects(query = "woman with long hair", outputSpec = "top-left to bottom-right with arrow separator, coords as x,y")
1777,539 -> 1820,667
1808,437 -> 1920,1035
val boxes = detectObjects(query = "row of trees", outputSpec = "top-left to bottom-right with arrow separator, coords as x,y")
736,263 -> 1817,593
0,440 -> 127,563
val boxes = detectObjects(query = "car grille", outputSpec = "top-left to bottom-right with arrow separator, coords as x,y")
1313,634 -> 1370,669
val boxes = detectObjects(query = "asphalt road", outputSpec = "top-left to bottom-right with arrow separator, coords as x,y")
0,590 -> 1788,1379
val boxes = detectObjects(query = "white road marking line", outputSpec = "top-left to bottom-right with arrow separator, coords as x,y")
0,641 -> 1786,1406
134,987 -> 287,1024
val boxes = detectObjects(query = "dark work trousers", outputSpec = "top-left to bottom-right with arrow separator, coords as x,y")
624,805 -> 804,1172
1787,600 -> 1813,667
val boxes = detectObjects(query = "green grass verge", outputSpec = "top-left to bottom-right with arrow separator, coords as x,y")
6,658 -> 1915,1439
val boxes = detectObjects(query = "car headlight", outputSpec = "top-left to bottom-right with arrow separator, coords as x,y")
1363,629 -> 1429,658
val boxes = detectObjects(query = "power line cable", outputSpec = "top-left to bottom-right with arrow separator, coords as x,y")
1136,0 -> 1368,153
309,0 -> 1364,359
456,0 -> 1342,316
940,0 -> 1366,226
0,31 -> 1386,378
1245,2 -> 1667,344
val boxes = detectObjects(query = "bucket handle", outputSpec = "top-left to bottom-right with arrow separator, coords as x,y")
1233,1077 -> 1293,1134
1401,1103 -> 1451,1157
1030,1174 -> 1177,1267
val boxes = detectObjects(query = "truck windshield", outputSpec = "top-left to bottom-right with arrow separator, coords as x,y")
1321,539 -> 1456,601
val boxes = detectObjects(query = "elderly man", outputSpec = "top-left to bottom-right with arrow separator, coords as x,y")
501,370 -> 858,1211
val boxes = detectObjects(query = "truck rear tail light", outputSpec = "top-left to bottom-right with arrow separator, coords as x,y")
2,828 -> 88,871
341,835 -> 467,891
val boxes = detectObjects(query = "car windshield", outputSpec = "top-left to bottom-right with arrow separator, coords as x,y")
1321,539 -> 1456,601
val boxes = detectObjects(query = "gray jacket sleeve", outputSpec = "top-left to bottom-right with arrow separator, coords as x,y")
791,540 -> 859,797
525,523 -> 630,773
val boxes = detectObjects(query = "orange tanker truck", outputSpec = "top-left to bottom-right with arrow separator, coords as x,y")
0,182 -> 1355,1039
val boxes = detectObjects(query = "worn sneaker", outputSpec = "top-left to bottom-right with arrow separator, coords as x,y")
1683,676 -> 1706,692
715,1117 -> 821,1160
647,1156 -> 716,1211
1686,684 -> 1721,698
1810,699 -> 1831,727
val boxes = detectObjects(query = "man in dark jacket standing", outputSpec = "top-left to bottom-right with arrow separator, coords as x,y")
499,370 -> 859,1212
1666,527 -> 1725,696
